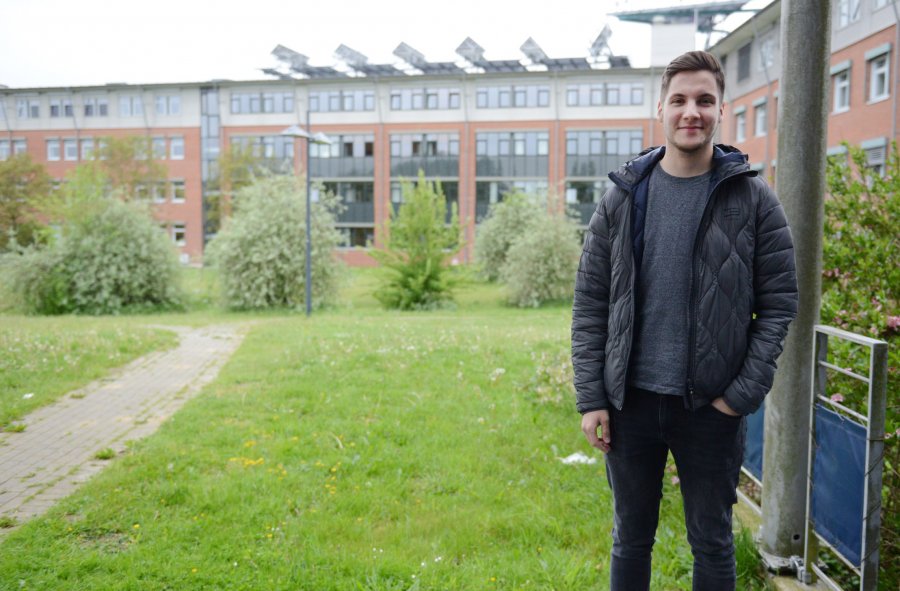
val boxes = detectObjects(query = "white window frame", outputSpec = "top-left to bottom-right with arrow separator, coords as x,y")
874,0 -> 889,8
155,94 -> 181,115
0,141 -> 9,161
171,180 -> 186,203
838,0 -> 861,27
869,54 -> 890,102
63,139 -> 78,161
47,139 -> 61,161
833,70 -> 851,112
152,137 -> 166,159
758,37 -> 777,71
80,138 -> 94,160
754,104 -> 767,137
119,95 -> 144,117
17,98 -> 39,119
172,222 -> 186,247
735,112 -> 747,143
169,136 -> 184,160
13,139 -> 26,155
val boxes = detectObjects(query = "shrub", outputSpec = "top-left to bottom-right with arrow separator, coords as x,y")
206,173 -> 343,310
824,142 -> 899,588
500,212 -> 581,307
371,172 -> 461,310
474,192 -> 540,281
2,198 -> 183,315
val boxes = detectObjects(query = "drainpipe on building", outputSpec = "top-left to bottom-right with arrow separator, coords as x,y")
890,0 -> 900,146
750,16 -> 775,182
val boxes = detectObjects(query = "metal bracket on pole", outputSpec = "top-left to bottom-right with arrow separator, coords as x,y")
758,548 -> 798,576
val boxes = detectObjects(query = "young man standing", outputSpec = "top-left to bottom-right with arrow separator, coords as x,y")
571,51 -> 798,590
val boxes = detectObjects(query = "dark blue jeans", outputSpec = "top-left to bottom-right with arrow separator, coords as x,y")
604,388 -> 746,591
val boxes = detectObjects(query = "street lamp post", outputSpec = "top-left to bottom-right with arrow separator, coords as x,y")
281,112 -> 331,317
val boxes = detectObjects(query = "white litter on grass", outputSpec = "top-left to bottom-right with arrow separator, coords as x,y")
559,451 -> 598,465
22,393 -> 34,399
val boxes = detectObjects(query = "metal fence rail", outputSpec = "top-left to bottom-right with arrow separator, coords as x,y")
739,324 -> 888,590
801,325 -> 888,590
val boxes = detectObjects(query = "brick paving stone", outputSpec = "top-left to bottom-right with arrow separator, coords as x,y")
0,324 -> 244,534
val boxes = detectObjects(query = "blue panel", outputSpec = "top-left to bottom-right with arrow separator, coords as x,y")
811,405 -> 866,566
743,400 -> 765,480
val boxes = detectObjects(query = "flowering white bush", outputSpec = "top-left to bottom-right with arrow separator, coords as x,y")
207,174 -> 343,310
2,198 -> 182,314
500,212 -> 581,308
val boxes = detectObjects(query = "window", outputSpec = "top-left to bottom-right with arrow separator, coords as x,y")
735,112 -> 746,142
565,83 -> 644,106
152,137 -> 166,159
869,55 -> 890,101
758,37 -> 777,71
171,180 -> 186,203
738,43 -> 752,81
838,0 -> 861,27
475,85 -> 551,108
47,139 -> 61,161
754,104 -> 767,136
864,140 -> 887,177
13,139 -> 26,155
388,88 -> 461,110
155,95 -> 181,115
151,182 -> 166,203
170,136 -> 184,160
17,98 -> 40,119
119,95 -> 144,117
308,90 -> 375,112
172,223 -> 186,246
84,97 -> 109,117
0,141 -> 9,160
81,138 -> 94,160
874,0 -> 890,8
833,70 -> 851,112
63,139 -> 78,161
50,98 -> 73,117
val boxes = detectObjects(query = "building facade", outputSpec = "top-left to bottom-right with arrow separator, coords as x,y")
0,50 -> 659,265
1,0 -> 895,266
711,0 -> 898,180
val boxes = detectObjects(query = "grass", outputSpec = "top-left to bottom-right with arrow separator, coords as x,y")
0,268 -> 770,590
0,317 -> 179,429
94,448 -> 117,461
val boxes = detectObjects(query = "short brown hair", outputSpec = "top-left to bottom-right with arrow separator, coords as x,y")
660,50 -> 725,101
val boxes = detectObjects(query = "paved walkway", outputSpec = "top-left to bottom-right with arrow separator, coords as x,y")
0,324 -> 245,530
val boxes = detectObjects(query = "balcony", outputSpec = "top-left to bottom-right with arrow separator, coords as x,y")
310,156 -> 375,178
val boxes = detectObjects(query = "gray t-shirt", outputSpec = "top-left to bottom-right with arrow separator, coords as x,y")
628,165 -> 712,396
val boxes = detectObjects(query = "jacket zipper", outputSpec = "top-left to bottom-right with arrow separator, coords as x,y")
685,169 -> 753,410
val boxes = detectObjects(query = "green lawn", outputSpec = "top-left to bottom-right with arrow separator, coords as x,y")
0,270 -> 769,590
0,318 -> 178,429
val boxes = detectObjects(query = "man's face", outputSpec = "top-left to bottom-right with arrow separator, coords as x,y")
657,70 -> 724,156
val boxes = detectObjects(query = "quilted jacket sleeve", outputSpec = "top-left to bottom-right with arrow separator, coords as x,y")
572,196 -> 614,413
722,185 -> 799,415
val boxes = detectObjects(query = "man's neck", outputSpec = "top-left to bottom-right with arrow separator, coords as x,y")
659,145 -> 715,178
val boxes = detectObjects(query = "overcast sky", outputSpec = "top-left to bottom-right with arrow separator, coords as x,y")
0,0 -> 765,89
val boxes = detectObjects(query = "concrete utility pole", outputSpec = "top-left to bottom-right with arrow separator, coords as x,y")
759,0 -> 831,565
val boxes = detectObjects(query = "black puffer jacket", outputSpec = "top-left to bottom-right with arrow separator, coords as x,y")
572,145 -> 798,416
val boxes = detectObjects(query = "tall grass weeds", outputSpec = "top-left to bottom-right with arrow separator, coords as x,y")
0,274 -> 768,589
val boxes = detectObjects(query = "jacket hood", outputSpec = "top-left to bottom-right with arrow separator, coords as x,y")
609,144 -> 754,191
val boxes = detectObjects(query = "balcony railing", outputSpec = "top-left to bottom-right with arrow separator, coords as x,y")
310,156 -> 375,178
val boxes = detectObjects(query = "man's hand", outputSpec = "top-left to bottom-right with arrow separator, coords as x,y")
711,396 -> 740,417
581,409 -> 611,453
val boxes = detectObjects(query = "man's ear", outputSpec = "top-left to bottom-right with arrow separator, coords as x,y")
657,100 -> 663,122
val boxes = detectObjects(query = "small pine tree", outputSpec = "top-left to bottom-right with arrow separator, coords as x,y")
371,171 -> 462,310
